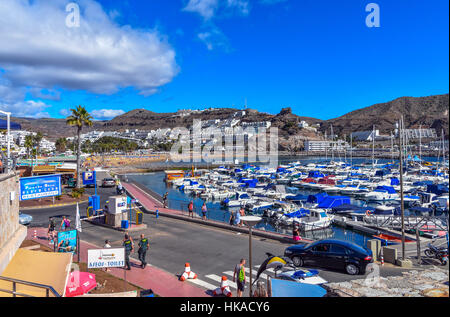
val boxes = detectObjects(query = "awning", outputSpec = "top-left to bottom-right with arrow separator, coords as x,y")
270,278 -> 327,297
0,249 -> 72,297
32,165 -> 57,174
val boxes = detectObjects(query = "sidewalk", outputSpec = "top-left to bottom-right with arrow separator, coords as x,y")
26,227 -> 209,297
123,181 -> 313,244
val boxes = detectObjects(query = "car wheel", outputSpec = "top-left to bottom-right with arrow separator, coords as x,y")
292,256 -> 304,267
345,263 -> 359,275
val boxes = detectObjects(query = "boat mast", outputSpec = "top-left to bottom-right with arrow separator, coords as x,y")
325,131 -> 328,161
398,116 -> 406,261
372,125 -> 375,169
331,125 -> 334,162
419,125 -> 422,171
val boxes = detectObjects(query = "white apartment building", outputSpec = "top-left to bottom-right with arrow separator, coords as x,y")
304,140 -> 350,152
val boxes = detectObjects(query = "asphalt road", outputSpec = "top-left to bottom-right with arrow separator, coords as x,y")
24,191 -> 411,295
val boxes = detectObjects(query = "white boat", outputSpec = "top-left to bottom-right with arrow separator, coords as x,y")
363,186 -> 399,201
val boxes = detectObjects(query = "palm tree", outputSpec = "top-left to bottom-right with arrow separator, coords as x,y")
66,106 -> 93,189
24,135 -> 34,167
33,132 -> 43,158
55,138 -> 68,153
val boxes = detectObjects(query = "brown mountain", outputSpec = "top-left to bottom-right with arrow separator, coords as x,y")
10,93 -> 449,141
320,94 -> 449,137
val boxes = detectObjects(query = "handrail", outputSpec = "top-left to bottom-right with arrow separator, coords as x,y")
0,276 -> 61,297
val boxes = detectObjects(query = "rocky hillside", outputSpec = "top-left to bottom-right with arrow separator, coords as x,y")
10,93 -> 449,142
320,94 -> 449,137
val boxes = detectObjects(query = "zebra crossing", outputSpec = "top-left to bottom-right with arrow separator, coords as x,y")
187,265 -> 328,293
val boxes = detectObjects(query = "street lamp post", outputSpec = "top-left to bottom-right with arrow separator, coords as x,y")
241,216 -> 262,298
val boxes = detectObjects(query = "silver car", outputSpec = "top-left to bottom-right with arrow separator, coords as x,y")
19,213 -> 33,225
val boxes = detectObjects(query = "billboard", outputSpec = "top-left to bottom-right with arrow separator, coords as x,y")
87,248 -> 125,269
19,174 -> 62,201
82,171 -> 96,186
57,230 -> 78,254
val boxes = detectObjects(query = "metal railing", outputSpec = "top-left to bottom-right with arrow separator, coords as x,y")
0,276 -> 61,297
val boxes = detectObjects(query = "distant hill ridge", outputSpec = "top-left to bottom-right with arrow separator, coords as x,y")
11,93 -> 449,140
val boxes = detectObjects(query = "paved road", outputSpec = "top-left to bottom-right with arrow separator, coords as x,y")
22,186 -> 115,227
26,189 -> 411,296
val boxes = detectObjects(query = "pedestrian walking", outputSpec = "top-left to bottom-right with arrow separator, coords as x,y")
60,216 -> 70,231
48,217 -> 56,241
233,259 -> 246,297
123,233 -> 134,270
229,210 -> 236,226
138,234 -> 150,269
163,192 -> 169,208
188,201 -> 194,218
201,203 -> 207,221
239,207 -> 245,226
293,223 -> 301,242
235,208 -> 242,227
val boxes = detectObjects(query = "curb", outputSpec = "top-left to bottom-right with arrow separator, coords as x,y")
20,200 -> 90,211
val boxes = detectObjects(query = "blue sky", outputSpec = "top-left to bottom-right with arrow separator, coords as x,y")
0,0 -> 448,120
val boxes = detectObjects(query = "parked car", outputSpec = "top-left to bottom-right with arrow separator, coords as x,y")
102,178 -> 116,188
19,212 -> 33,226
284,239 -> 373,275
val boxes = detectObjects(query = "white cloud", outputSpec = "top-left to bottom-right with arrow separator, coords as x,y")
198,27 -> 230,51
91,109 -> 125,120
0,98 -> 51,118
59,109 -> 72,117
0,0 -> 179,96
183,0 -> 249,20
183,0 -> 219,20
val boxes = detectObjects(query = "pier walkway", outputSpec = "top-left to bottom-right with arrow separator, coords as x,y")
122,181 -> 313,244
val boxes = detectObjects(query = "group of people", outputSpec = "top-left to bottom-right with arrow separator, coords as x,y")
122,233 -> 150,270
47,216 -> 72,241
229,207 -> 245,227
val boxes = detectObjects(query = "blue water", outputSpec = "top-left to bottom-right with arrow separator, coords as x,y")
128,171 -> 377,247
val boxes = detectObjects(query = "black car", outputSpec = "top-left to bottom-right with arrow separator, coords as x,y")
284,239 -> 373,275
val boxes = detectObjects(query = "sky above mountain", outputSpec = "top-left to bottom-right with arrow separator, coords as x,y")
0,0 -> 448,121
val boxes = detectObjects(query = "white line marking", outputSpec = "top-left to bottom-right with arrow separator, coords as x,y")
205,274 -> 238,290
188,278 -> 218,291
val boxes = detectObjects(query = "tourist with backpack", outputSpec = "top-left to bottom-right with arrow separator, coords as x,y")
60,216 -> 71,231
233,259 -> 246,297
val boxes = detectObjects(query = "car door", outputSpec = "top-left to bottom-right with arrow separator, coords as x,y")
327,244 -> 348,270
310,243 -> 331,267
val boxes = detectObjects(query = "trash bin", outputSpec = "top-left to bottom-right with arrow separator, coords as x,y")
140,289 -> 154,297
121,220 -> 129,229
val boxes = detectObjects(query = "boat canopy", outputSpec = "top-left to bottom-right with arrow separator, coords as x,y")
374,186 -> 397,194
308,171 -> 324,178
427,184 -> 449,195
306,192 -> 328,204
317,196 -> 351,209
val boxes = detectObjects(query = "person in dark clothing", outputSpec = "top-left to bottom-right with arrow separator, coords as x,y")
163,192 -> 169,208
123,233 -> 134,270
138,234 -> 150,268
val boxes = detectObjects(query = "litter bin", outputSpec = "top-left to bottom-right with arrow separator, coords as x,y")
140,289 -> 154,297
121,220 -> 129,229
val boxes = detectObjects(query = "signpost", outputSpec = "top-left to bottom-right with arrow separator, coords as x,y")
19,174 -> 62,201
88,248 -> 127,291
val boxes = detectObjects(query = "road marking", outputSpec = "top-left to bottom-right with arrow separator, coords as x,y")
188,278 -> 218,291
205,274 -> 238,290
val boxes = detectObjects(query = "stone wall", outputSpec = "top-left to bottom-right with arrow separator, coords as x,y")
0,172 -> 26,274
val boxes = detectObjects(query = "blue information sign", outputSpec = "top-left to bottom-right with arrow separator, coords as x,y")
82,171 -> 96,186
19,174 -> 62,201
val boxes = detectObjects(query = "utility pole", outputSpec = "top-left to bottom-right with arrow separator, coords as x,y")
398,117 -> 406,260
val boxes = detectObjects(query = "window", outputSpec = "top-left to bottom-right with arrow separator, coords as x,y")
312,244 -> 330,252
330,244 -> 347,254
